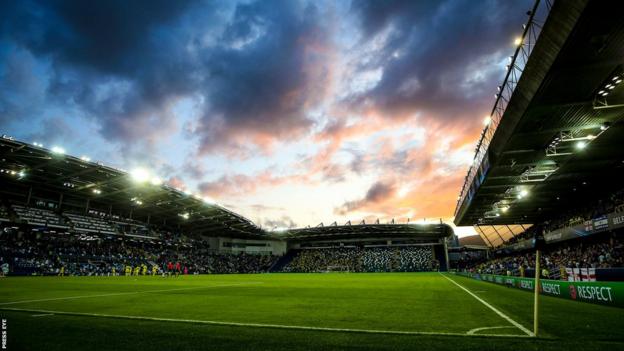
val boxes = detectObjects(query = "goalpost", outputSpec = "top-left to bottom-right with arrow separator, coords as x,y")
325,265 -> 350,273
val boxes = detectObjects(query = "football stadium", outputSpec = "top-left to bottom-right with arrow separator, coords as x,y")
1,0 -> 624,350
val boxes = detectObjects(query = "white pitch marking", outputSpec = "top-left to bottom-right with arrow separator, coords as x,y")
440,273 -> 534,337
1,307 -> 532,339
473,291 -> 487,293
466,326 -> 517,335
0,282 -> 263,306
31,313 -> 54,317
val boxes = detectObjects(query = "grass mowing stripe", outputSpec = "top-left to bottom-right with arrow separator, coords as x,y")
0,307 -> 534,339
440,273 -> 535,337
0,282 -> 263,305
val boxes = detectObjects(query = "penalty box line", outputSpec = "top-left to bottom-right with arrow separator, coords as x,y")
0,282 -> 264,306
1,307 -> 533,339
440,273 -> 534,337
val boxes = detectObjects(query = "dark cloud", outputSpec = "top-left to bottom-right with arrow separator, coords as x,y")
0,0 -> 335,158
335,181 -> 396,215
347,0 -> 533,120
0,0 -> 205,154
195,0 -> 333,154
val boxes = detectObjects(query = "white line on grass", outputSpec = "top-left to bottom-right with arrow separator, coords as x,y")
0,282 -> 263,306
466,326 -> 517,335
1,307 -> 533,339
31,313 -> 54,317
440,273 -> 534,337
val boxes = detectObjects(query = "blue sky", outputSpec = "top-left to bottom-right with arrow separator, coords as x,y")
0,0 -> 533,235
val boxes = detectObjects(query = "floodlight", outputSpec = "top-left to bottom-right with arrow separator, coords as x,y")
514,37 -> 522,46
483,116 -> 492,126
130,168 -> 150,182
501,207 -> 509,213
51,146 -> 65,155
575,141 -> 587,150
80,156 -> 91,162
517,189 -> 529,199
150,177 -> 162,186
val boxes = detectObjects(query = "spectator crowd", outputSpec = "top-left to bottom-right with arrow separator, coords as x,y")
0,229 -> 278,276
282,246 -> 439,273
464,233 -> 623,279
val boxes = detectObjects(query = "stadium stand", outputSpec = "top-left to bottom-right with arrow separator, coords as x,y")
65,212 -> 118,235
12,204 -> 68,228
0,138 -> 453,277
281,246 -> 438,273
0,228 -> 279,276
462,232 -> 623,279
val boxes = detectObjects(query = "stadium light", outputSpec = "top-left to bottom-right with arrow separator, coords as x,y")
80,156 -> 91,162
202,197 -> 214,205
150,177 -> 162,186
575,141 -> 587,150
51,146 -> 66,155
514,37 -> 522,46
130,168 -> 150,183
92,189 -> 101,195
483,116 -> 492,126
517,189 -> 529,199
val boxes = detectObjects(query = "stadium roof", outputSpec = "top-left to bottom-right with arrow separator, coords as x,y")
473,224 -> 533,248
0,137 -> 266,238
276,223 -> 453,242
454,0 -> 624,227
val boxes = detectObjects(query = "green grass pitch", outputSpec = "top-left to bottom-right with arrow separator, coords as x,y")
1,273 -> 623,350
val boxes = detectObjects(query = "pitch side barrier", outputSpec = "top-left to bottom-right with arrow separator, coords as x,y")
456,272 -> 624,308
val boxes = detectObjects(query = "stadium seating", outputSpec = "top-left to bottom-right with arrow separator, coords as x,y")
281,246 -> 437,273
12,204 -> 68,228
64,212 -> 118,235
0,228 -> 278,276
463,233 -> 623,279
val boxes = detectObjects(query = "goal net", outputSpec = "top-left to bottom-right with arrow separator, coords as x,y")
325,265 -> 350,273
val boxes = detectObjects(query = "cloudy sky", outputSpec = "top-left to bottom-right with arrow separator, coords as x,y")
0,0 -> 533,236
